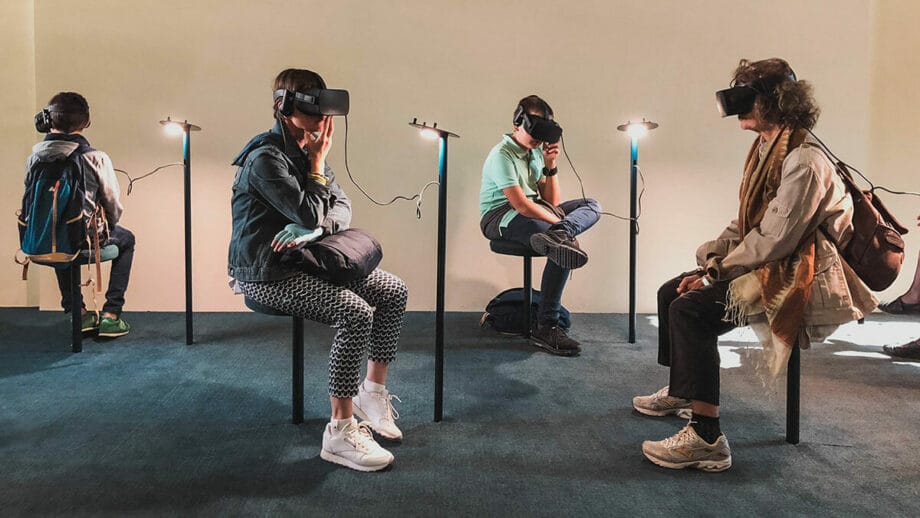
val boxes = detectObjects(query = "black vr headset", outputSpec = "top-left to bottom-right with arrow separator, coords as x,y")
715,69 -> 797,117
513,104 -> 563,144
274,88 -> 350,117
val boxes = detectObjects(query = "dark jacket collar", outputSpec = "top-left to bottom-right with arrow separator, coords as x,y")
231,120 -> 308,167
45,132 -> 91,148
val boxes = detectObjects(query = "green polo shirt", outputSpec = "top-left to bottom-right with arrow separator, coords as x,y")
479,134 -> 545,230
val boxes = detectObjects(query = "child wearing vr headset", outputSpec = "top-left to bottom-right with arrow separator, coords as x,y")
635,58 -> 876,472
479,95 -> 601,357
228,68 -> 408,472
25,92 -> 135,338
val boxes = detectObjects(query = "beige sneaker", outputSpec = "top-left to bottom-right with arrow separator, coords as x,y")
320,417 -> 394,472
642,423 -> 732,472
353,382 -> 403,441
633,385 -> 692,418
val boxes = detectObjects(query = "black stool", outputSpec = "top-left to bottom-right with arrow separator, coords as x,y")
33,245 -> 119,353
489,240 -> 543,338
244,297 -> 305,424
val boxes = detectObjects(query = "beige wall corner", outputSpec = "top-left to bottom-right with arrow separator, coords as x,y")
869,0 -> 920,304
0,1 -> 37,307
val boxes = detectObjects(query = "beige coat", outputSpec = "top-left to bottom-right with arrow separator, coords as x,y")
696,140 -> 877,334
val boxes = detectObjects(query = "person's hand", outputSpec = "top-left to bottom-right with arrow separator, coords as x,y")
677,274 -> 710,294
542,142 -> 560,170
272,224 -> 322,252
304,116 -> 334,175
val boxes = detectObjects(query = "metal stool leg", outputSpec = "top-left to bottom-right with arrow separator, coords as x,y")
292,316 -> 304,424
523,256 -> 532,338
786,343 -> 801,444
71,266 -> 82,353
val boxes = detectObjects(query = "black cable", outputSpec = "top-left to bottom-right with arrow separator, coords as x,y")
341,115 -> 438,218
559,135 -> 644,232
806,129 -> 920,198
114,163 -> 183,195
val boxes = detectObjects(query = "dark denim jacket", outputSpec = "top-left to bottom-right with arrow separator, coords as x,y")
228,121 -> 351,282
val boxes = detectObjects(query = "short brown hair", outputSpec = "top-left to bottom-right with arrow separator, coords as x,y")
515,95 -> 554,122
732,58 -> 819,130
47,92 -> 90,133
272,68 -> 326,115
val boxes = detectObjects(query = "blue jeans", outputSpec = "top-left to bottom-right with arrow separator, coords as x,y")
56,225 -> 135,317
501,198 -> 601,325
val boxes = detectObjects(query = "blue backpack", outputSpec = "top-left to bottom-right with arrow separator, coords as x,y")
480,288 -> 571,335
17,145 -> 91,269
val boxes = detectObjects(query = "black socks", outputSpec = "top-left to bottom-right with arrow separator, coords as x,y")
691,413 -> 722,444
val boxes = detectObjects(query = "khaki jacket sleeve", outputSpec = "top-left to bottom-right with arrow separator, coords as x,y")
705,148 -> 831,281
695,220 -> 742,267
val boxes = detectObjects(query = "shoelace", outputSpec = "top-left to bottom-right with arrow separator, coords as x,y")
381,392 -> 401,422
662,424 -> 696,449
346,421 -> 379,452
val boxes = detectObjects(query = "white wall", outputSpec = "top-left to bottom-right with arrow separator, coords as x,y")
0,0 -> 38,307
869,0 -> 920,304
4,0 -> 913,313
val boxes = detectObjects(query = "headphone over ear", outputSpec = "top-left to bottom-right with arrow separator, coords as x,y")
276,89 -> 295,117
34,108 -> 53,133
512,104 -> 525,127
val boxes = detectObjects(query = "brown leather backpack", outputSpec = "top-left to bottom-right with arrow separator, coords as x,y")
823,156 -> 909,291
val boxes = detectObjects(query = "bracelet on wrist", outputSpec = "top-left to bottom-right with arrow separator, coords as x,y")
543,166 -> 558,177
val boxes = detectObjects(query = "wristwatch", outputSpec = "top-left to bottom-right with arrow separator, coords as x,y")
542,166 -> 558,177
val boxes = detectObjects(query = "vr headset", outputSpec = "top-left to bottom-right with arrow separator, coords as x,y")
274,88 -> 350,117
34,105 -> 85,133
513,105 -> 562,144
715,84 -> 757,117
715,69 -> 798,118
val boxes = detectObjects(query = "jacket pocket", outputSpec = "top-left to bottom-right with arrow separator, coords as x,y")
811,246 -> 851,311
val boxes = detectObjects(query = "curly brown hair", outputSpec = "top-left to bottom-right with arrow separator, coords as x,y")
732,58 -> 820,130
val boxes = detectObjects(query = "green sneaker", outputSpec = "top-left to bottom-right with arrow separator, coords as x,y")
81,311 -> 100,333
98,316 -> 131,338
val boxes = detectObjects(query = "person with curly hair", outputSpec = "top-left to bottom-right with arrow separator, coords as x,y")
633,58 -> 876,472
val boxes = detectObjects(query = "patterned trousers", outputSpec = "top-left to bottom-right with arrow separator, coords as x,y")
239,269 -> 407,398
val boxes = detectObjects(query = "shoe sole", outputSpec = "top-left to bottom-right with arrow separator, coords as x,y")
529,337 -> 580,357
632,402 -> 692,418
643,450 -> 732,472
98,330 -> 129,338
320,449 -> 393,472
352,406 -> 403,442
529,234 -> 588,270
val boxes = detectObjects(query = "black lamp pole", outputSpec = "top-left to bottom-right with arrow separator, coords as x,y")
409,119 -> 459,423
160,117 -> 201,345
616,120 -> 657,344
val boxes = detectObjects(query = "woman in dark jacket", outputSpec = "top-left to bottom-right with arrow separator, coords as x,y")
229,69 -> 407,472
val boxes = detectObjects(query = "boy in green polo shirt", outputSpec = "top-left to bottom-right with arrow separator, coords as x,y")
479,95 -> 601,356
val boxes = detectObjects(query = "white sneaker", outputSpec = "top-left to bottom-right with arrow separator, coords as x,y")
353,382 -> 403,441
633,385 -> 692,418
320,417 -> 394,472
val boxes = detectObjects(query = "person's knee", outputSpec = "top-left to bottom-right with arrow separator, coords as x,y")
584,197 -> 601,213
658,278 -> 680,306
391,277 -> 409,309
112,227 -> 136,250
341,300 -> 374,329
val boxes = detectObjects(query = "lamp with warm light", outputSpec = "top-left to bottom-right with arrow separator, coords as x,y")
408,118 -> 459,422
615,118 -> 658,343
159,117 -> 201,345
